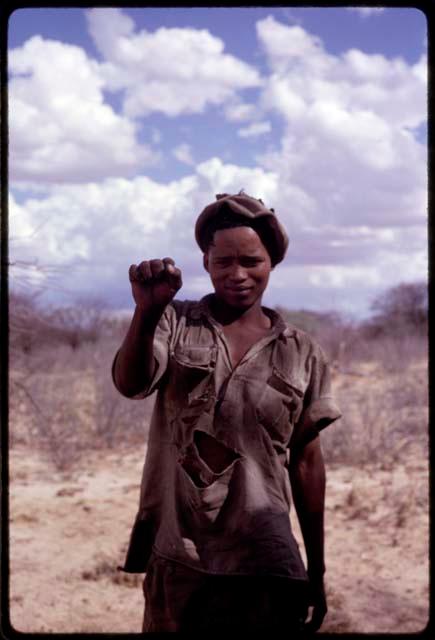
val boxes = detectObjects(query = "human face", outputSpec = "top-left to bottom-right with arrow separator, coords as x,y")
203,226 -> 272,310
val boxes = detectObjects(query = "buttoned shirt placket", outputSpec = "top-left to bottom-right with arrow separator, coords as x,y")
197,297 -> 289,412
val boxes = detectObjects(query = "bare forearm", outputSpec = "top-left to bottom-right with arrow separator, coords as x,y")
289,438 -> 326,578
113,304 -> 165,397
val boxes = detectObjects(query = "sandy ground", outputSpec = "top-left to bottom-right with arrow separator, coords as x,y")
8,440 -> 429,634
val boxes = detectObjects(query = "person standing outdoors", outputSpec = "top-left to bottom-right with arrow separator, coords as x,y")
112,192 -> 341,633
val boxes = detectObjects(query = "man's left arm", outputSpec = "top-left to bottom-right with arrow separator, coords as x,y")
289,435 -> 327,633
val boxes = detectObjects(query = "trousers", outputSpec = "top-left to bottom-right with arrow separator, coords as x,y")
142,552 -> 309,633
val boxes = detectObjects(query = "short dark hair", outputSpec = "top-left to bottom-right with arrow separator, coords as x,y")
202,203 -> 277,265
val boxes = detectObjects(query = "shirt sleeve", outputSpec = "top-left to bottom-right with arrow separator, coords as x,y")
111,304 -> 174,399
290,341 -> 341,449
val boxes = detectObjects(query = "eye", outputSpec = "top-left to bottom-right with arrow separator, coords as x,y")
214,258 -> 232,267
241,257 -> 263,267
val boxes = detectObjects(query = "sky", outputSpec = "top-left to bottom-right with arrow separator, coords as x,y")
7,6 -> 428,319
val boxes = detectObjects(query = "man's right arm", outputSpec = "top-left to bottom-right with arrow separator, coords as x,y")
113,258 -> 182,398
113,304 -> 165,397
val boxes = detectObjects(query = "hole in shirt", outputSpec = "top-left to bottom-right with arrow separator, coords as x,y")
194,430 -> 240,475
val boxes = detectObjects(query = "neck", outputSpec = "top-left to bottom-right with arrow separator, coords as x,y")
209,294 -> 270,328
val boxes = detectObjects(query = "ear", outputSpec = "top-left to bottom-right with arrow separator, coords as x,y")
203,253 -> 209,273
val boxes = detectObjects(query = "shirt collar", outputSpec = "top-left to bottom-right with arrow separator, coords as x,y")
190,293 -> 294,339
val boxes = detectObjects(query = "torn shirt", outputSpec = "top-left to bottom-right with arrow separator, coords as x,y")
113,294 -> 341,580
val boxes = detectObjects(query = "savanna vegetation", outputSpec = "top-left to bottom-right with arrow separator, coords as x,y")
8,281 -> 429,634
9,280 -> 428,470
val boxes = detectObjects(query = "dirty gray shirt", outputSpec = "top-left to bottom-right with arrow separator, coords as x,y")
115,294 -> 341,580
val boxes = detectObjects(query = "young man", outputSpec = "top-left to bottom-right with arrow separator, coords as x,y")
112,192 -> 341,633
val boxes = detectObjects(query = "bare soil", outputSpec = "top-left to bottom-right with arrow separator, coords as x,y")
9,442 -> 429,634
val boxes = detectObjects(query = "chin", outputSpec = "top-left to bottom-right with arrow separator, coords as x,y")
222,293 -> 258,309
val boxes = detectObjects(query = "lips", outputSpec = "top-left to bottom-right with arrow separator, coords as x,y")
226,287 -> 252,293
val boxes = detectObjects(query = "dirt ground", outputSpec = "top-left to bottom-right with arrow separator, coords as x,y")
8,438 -> 429,634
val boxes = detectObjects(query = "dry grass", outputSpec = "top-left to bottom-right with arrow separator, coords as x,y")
81,553 -> 142,588
9,443 -> 428,634
9,328 -> 428,473
10,337 -> 155,470
322,356 -> 428,466
8,296 -> 429,634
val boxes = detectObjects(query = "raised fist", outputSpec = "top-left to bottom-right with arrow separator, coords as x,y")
128,257 -> 182,312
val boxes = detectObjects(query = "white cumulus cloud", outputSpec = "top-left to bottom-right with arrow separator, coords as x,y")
8,160 -> 281,306
173,143 -> 195,166
224,102 -> 258,122
9,35 -> 156,183
7,11 -> 428,318
238,121 -> 272,138
85,8 -> 262,118
9,175 -> 201,302
9,143 -> 428,317
347,8 -> 386,18
255,16 -> 427,231
196,157 -> 279,205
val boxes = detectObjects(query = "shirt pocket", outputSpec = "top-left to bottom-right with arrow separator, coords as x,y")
256,366 -> 305,445
170,345 -> 217,407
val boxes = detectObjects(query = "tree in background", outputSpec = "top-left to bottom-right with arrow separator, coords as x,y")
46,296 -> 108,350
365,281 -> 427,338
9,290 -> 109,355
274,306 -> 353,365
274,307 -> 343,336
9,290 -> 46,355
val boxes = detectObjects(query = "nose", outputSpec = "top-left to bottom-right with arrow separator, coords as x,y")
228,264 -> 247,283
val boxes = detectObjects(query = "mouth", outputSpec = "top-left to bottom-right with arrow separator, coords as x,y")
226,287 -> 253,294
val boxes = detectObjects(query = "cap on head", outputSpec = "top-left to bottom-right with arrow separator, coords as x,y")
195,192 -> 289,267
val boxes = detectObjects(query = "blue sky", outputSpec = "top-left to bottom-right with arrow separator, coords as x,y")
8,7 -> 428,318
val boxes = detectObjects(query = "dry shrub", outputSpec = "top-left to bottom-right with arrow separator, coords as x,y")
10,295 -> 428,472
323,358 -> 428,466
81,553 -> 142,588
11,332 -> 428,471
342,332 -> 427,373
9,335 -> 155,471
9,292 -> 154,469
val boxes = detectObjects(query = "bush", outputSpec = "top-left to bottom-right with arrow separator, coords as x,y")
365,281 -> 428,338
10,337 -> 155,471
274,306 -> 352,364
10,288 -> 428,472
322,355 -> 428,466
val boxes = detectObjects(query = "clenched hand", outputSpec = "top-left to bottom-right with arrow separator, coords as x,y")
129,257 -> 183,312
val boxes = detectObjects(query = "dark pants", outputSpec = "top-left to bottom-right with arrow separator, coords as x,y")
142,553 -> 309,633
